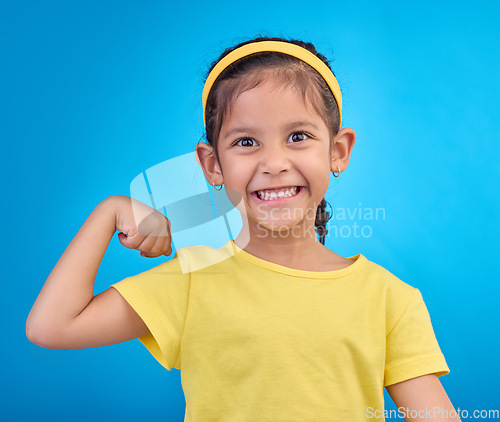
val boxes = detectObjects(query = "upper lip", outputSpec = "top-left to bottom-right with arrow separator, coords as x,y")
253,185 -> 301,192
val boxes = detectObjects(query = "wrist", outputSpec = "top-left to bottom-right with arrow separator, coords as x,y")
97,195 -> 127,232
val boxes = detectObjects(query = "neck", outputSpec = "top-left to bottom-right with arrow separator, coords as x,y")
233,217 -> 325,266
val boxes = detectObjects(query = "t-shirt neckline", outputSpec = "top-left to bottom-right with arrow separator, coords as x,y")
225,240 -> 367,279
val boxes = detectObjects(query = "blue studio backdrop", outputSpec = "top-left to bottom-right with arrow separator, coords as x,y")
1,1 -> 498,421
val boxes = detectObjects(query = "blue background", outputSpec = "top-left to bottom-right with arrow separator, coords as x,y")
1,0 -> 498,420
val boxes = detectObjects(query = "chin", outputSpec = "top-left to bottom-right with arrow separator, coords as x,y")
254,219 -> 305,235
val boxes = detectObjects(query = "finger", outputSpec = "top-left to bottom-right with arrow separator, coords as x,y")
161,217 -> 172,237
141,234 -> 172,258
158,234 -> 172,256
136,233 -> 158,254
163,247 -> 173,257
151,220 -> 172,256
143,234 -> 168,257
118,228 -> 147,250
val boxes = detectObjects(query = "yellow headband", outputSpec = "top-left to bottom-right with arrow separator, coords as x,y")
202,40 -> 343,129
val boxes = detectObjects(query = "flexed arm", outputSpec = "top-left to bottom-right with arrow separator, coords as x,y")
26,195 -> 172,349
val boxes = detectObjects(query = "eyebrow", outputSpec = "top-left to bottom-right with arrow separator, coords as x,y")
224,121 -> 320,138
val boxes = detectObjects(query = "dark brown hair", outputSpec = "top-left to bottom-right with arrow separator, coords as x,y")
204,35 -> 339,244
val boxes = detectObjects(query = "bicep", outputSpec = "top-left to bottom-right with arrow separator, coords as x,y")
32,287 -> 150,350
386,374 -> 462,422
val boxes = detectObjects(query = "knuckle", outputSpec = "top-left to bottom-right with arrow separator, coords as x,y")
141,241 -> 154,251
130,234 -> 147,250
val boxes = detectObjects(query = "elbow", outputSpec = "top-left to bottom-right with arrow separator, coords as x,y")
26,318 -> 47,348
26,308 -> 42,345
26,326 -> 61,349
26,316 -> 58,349
26,323 -> 43,347
26,314 -> 78,350
26,313 -> 37,343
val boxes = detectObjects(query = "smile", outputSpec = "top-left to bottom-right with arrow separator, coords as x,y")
252,186 -> 304,202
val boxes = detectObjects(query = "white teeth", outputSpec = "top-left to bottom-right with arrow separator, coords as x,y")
256,186 -> 299,201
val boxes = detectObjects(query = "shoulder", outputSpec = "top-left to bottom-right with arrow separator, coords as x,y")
358,256 -> 421,325
360,257 -> 416,294
176,242 -> 237,274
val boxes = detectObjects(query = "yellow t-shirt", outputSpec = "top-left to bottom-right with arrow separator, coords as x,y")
111,240 -> 449,422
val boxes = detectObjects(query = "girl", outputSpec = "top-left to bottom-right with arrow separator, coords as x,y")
26,36 -> 461,421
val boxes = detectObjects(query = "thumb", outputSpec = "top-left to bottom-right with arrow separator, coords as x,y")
117,225 -> 141,249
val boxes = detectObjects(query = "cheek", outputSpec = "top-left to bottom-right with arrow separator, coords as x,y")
308,154 -> 332,190
224,187 -> 246,211
223,158 -> 254,187
315,175 -> 331,197
224,167 -> 246,189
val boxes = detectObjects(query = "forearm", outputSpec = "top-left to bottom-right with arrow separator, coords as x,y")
26,196 -> 118,340
386,375 -> 462,422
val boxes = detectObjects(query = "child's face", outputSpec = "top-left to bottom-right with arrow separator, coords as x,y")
216,79 -> 334,235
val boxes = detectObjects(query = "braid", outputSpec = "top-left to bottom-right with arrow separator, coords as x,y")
315,198 -> 332,245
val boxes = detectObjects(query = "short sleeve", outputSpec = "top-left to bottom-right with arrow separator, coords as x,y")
110,253 -> 190,371
384,288 -> 450,386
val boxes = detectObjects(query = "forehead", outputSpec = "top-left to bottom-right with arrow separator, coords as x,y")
221,74 -> 322,124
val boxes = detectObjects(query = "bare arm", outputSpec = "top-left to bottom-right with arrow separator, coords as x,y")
386,374 -> 462,422
26,195 -> 172,349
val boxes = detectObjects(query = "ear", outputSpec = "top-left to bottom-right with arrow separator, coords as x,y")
195,142 -> 224,186
330,127 -> 357,174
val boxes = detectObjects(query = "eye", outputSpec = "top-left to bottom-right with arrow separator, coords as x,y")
234,138 -> 258,147
287,132 -> 309,143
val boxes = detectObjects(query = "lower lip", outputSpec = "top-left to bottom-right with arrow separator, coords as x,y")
250,187 -> 305,205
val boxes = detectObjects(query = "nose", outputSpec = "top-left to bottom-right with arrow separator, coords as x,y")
259,144 -> 291,175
